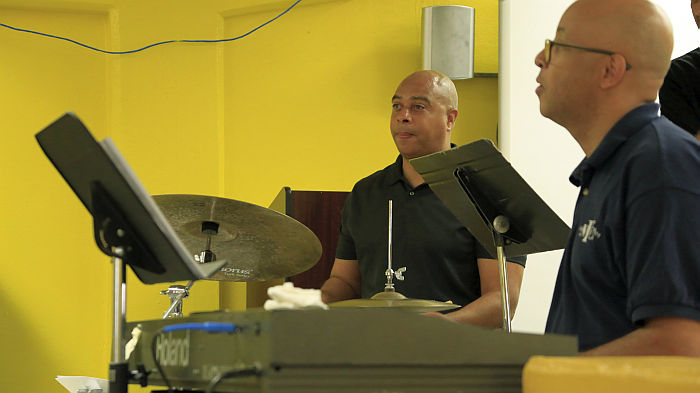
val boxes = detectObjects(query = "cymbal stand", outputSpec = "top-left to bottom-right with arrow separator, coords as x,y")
371,200 -> 406,300
162,221 -> 218,318
161,281 -> 195,318
492,215 -> 512,332
385,200 -> 395,292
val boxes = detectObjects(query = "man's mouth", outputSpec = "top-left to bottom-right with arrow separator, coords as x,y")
535,78 -> 544,96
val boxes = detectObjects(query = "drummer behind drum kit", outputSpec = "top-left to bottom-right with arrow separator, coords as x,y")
154,194 -> 459,317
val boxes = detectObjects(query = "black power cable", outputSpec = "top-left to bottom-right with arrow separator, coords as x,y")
150,328 -> 174,392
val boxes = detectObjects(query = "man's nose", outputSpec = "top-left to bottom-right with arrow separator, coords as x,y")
535,49 -> 546,68
397,108 -> 411,122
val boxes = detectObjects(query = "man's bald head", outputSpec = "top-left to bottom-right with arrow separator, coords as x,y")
397,70 -> 458,111
534,0 -> 676,153
390,70 -> 459,158
562,0 -> 674,81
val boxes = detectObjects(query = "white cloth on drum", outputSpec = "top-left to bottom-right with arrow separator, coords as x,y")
263,282 -> 328,310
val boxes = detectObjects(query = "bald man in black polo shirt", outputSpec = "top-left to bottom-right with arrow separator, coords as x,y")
320,70 -> 526,328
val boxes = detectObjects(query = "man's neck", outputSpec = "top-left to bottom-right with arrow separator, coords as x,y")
569,124 -> 609,157
402,157 -> 426,188
400,144 -> 453,187
567,101 -> 643,156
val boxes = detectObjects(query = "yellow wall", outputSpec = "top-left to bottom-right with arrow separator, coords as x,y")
0,0 -> 498,392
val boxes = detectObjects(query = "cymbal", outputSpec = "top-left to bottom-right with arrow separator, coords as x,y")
329,294 -> 460,313
153,194 -> 322,282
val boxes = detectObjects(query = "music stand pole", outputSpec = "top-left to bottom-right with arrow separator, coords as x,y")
496,243 -> 511,332
492,215 -> 511,332
109,248 -> 128,393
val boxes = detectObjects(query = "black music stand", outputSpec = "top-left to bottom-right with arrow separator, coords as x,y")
36,113 -> 226,393
410,139 -> 571,332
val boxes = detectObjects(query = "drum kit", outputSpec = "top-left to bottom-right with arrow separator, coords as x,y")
154,195 -> 459,317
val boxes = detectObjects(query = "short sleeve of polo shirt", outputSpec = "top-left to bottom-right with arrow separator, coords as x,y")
624,131 -> 700,324
335,193 -> 357,260
625,187 -> 700,324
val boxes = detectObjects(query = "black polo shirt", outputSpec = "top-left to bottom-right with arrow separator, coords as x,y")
545,104 -> 700,351
659,47 -> 700,136
336,153 -> 526,306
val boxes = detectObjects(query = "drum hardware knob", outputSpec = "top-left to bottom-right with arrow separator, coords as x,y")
493,215 -> 510,234
131,365 -> 150,387
195,248 -> 216,263
394,266 -> 407,280
160,281 -> 194,318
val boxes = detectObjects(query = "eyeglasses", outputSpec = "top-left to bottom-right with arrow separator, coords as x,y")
544,39 -> 631,70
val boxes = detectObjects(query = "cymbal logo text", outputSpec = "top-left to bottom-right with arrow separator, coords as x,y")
220,267 -> 252,277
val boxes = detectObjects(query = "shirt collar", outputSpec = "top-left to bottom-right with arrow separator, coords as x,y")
569,103 -> 659,187
384,143 -> 458,187
384,154 -> 404,186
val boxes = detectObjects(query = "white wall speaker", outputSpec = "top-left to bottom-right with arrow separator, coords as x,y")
422,5 -> 475,80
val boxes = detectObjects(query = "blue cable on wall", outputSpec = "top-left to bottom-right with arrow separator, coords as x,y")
0,0 -> 302,54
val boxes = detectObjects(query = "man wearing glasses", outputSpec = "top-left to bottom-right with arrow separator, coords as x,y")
534,0 -> 700,355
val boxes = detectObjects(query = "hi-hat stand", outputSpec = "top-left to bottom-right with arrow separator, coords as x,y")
411,139 -> 571,331
36,113 -> 226,393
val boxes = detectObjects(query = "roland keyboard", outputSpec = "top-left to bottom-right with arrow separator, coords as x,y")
125,308 -> 576,393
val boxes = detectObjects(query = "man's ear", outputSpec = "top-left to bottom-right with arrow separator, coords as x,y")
447,108 -> 458,131
600,53 -> 628,89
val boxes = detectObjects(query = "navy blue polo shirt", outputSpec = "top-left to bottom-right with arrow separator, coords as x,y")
545,103 -> 700,351
336,152 -> 526,306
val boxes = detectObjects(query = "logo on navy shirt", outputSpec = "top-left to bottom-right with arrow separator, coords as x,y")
577,220 -> 601,243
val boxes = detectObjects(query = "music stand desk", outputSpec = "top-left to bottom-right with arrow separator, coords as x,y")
35,112 -> 226,393
410,139 -> 570,258
411,139 -> 571,331
36,112 -> 225,284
